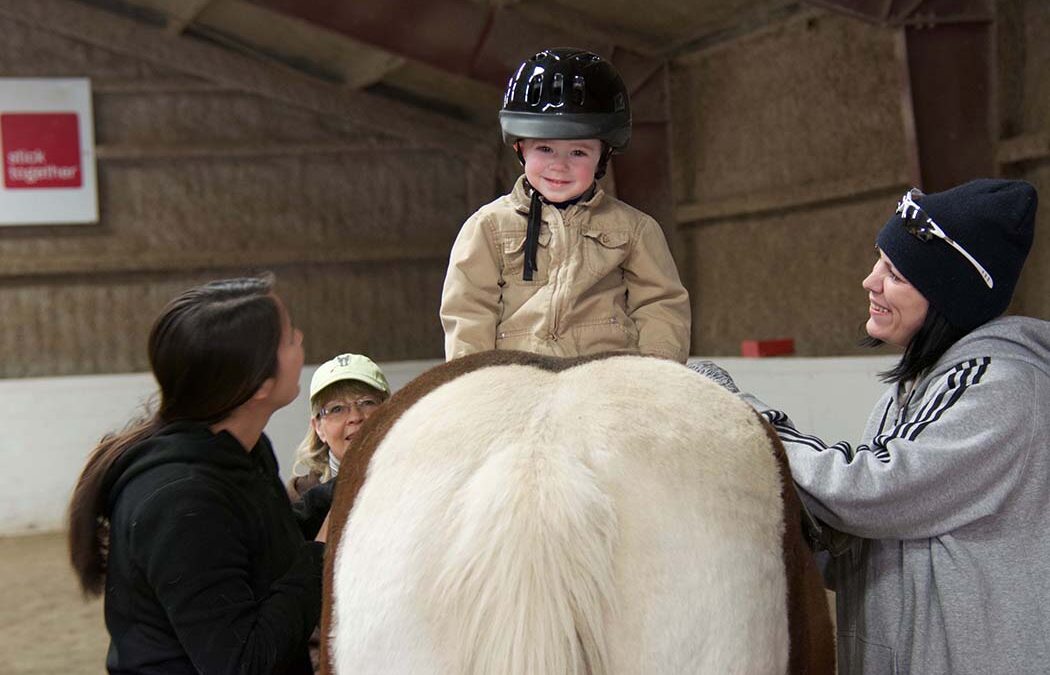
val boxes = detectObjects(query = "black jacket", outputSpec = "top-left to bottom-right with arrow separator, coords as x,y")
102,422 -> 324,674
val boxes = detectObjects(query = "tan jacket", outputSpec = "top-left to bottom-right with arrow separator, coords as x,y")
441,176 -> 691,362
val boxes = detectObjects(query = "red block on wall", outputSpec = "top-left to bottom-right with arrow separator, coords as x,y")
1,112 -> 82,189
741,338 -> 795,357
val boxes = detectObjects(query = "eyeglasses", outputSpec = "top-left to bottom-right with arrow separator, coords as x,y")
317,398 -> 380,421
896,189 -> 994,289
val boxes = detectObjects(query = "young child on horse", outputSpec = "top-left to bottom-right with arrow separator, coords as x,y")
440,48 -> 691,363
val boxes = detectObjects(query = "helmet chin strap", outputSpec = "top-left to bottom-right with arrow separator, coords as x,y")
523,186 -> 542,282
594,143 -> 613,180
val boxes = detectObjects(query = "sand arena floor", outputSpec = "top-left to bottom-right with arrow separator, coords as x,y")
0,532 -> 839,673
0,532 -> 107,674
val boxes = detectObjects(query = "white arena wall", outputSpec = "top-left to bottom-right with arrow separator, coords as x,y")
0,356 -> 895,536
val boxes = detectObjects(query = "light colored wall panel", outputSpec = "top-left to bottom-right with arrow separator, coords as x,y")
0,355 -> 895,536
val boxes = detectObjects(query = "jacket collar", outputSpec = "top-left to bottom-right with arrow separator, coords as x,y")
510,174 -> 605,215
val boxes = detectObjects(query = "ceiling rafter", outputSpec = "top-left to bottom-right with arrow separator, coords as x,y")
165,0 -> 214,35
187,0 -> 408,90
665,1 -> 811,60
246,0 -> 633,89
802,0 -> 994,26
503,2 -> 659,57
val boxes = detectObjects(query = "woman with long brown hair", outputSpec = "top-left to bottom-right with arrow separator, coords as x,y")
68,275 -> 323,674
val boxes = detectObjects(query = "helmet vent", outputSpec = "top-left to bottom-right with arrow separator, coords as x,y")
572,76 -> 586,106
550,73 -> 564,106
526,72 -> 543,106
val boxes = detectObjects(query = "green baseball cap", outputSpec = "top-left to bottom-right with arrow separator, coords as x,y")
309,353 -> 390,399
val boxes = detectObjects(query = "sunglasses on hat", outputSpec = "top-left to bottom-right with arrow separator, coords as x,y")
896,188 -> 994,289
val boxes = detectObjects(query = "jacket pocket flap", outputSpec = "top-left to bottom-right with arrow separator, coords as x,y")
582,229 -> 629,248
503,231 -> 551,252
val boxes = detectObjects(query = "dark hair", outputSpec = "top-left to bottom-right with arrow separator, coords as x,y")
863,305 -> 968,384
68,275 -> 283,595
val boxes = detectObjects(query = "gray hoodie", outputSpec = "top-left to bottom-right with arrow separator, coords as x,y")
745,316 -> 1050,674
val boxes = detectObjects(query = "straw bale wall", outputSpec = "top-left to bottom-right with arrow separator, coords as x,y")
673,3 -> 1050,356
0,13 -> 484,378
3,1 -> 1049,376
672,11 -> 910,356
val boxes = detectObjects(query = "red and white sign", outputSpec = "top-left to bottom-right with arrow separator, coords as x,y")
0,79 -> 96,225
2,113 -> 83,189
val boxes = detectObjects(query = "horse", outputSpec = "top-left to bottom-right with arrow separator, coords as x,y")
320,350 -> 834,674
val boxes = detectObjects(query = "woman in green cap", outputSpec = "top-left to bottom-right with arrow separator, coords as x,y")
287,352 -> 391,501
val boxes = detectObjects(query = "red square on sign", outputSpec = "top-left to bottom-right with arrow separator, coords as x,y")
1,112 -> 82,189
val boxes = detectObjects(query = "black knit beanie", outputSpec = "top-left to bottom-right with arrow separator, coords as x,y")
876,179 -> 1037,332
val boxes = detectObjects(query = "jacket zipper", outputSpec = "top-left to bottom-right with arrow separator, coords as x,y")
548,206 -> 563,341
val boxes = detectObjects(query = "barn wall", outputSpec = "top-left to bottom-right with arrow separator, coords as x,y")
672,4 -> 1050,356
3,1 -> 1048,377
1007,0 -> 1050,319
671,11 -> 910,356
0,10 -> 483,378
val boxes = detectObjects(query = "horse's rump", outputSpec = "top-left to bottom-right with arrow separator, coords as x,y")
326,352 -> 810,674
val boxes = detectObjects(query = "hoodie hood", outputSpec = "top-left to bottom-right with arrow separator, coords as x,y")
932,316 -> 1050,380
102,421 -> 265,515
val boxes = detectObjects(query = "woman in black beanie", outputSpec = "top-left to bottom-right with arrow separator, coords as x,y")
694,179 -> 1050,675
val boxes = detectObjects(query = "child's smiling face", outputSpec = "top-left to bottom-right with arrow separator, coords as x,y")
518,138 -> 602,203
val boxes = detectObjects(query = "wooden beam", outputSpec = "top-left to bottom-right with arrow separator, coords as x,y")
665,0 -> 808,61
804,0 -> 994,25
251,0 -> 629,87
505,3 -> 656,57
998,132 -> 1050,165
610,53 -> 678,258
0,0 -> 494,159
673,7 -> 823,63
0,243 -> 450,281
676,173 -> 909,225
94,140 -> 418,161
165,0 -> 214,35
91,76 -> 230,94
191,0 -> 407,90
896,13 -> 996,191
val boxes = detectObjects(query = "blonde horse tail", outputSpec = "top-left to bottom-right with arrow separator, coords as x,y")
431,443 -> 617,675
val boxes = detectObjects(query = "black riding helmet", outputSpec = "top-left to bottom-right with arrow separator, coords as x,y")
500,48 -> 632,152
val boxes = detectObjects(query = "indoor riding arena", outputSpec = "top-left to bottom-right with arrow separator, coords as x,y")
2,0 -> 1049,672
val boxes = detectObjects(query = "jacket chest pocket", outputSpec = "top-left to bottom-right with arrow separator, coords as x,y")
501,230 -> 552,286
581,229 -> 629,277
